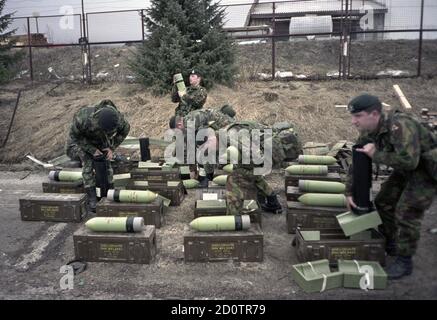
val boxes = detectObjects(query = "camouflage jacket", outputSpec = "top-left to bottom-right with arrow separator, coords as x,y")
345,109 -> 437,195
68,100 -> 130,155
172,85 -> 207,117
184,108 -> 236,131
226,121 -> 301,169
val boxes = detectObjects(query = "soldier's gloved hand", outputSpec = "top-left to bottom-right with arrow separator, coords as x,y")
346,196 -> 357,212
102,148 -> 113,161
93,149 -> 103,157
356,143 -> 376,159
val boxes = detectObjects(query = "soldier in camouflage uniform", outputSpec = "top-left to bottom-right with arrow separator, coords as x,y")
224,121 -> 302,215
172,70 -> 207,117
183,107 -> 302,214
346,93 -> 437,280
65,99 -> 130,212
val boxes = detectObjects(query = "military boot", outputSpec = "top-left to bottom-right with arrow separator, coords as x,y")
85,187 -> 97,213
261,193 -> 282,214
385,239 -> 397,256
385,256 -> 413,280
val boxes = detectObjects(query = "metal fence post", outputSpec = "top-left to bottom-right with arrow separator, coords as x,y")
271,1 -> 276,80
26,17 -> 33,81
141,9 -> 145,41
417,0 -> 425,77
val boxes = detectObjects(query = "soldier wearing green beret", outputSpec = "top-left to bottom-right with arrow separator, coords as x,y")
65,99 -> 130,212
346,93 -> 437,280
172,69 -> 208,117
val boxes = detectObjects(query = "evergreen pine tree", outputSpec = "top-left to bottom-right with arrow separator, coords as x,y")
130,0 -> 235,94
0,0 -> 20,83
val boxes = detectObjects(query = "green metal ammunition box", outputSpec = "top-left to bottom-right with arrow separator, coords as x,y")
19,193 -> 87,222
96,197 -> 164,228
336,211 -> 382,237
73,225 -> 156,264
130,167 -> 181,182
184,223 -> 263,263
286,201 -> 344,233
338,259 -> 387,290
294,229 -> 386,266
291,259 -> 344,293
195,187 -> 227,201
42,180 -> 85,194
111,160 -> 139,175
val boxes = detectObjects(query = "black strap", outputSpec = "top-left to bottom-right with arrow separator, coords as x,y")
126,216 -> 134,233
234,215 -> 243,231
54,171 -> 60,181
113,189 -> 121,202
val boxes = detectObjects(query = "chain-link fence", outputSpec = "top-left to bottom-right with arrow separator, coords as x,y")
6,0 -> 437,83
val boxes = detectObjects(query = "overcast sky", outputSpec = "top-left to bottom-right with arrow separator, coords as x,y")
4,0 -> 258,42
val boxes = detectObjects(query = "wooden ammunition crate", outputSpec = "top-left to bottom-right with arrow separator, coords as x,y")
184,223 -> 263,263
130,167 -> 181,182
127,181 -> 186,206
73,225 -> 156,264
195,187 -> 226,201
285,172 -> 342,188
294,229 -> 386,266
194,199 -> 262,227
286,161 -> 343,174
96,198 -> 164,228
19,193 -> 87,222
111,160 -> 139,174
42,180 -> 85,194
286,201 -> 345,233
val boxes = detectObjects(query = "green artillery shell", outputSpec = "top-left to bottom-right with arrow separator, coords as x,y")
227,146 -> 240,162
213,175 -> 228,186
174,73 -> 186,92
107,189 -> 157,203
183,179 -> 200,189
298,155 -> 337,165
285,165 -> 328,175
49,170 -> 83,182
189,215 -> 251,232
85,217 -> 144,232
298,180 -> 346,193
223,164 -> 234,173
298,193 -> 347,207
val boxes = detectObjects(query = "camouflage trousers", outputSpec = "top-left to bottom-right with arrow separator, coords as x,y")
66,143 -> 113,188
375,167 -> 436,257
226,166 -> 273,215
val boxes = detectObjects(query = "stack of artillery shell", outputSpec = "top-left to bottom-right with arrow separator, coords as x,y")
189,215 -> 251,232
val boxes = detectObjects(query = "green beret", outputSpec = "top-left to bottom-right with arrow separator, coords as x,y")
348,94 -> 381,113
220,104 -> 236,118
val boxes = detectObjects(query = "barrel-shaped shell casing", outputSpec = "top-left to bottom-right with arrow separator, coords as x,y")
298,180 -> 346,193
298,193 -> 347,207
285,165 -> 328,175
85,217 -> 144,232
107,189 -> 157,203
49,170 -> 83,182
298,155 -> 337,165
189,215 -> 251,232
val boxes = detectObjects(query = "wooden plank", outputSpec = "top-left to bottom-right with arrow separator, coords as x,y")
393,84 -> 412,109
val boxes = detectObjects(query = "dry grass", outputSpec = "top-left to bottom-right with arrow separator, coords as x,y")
1,76 -> 437,163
